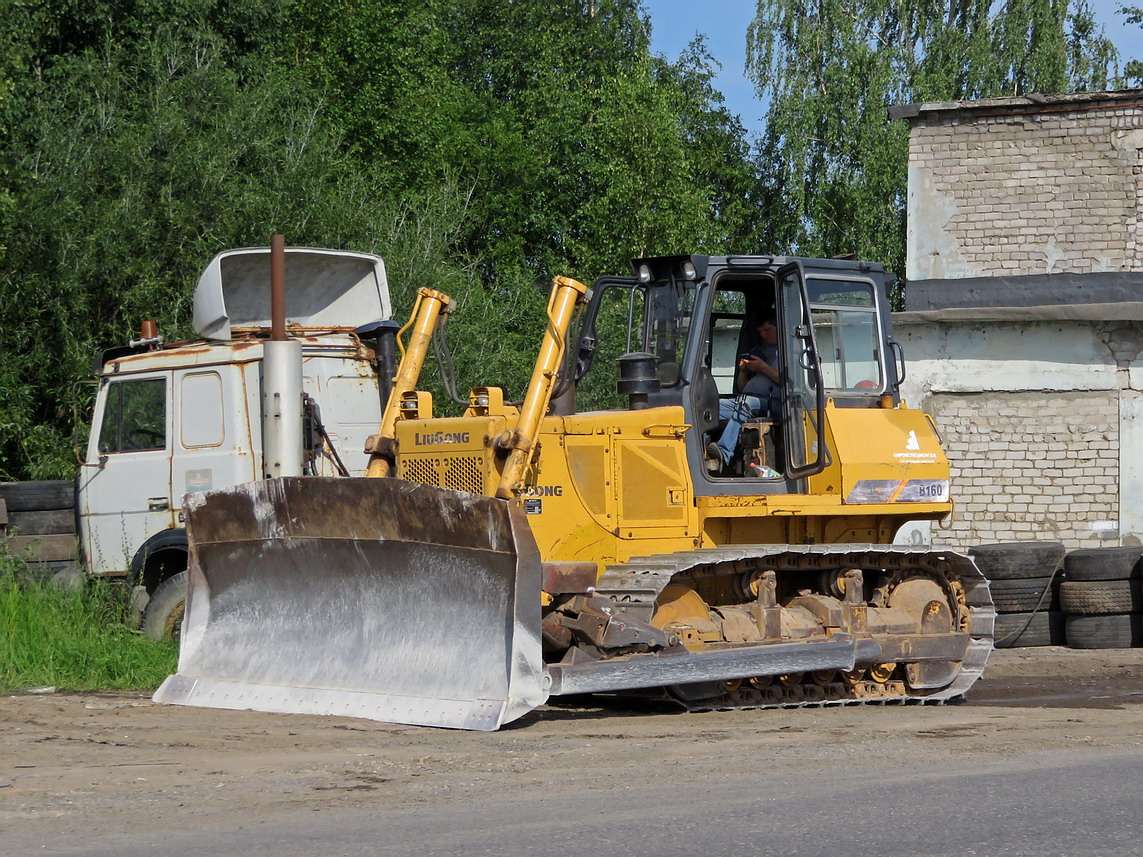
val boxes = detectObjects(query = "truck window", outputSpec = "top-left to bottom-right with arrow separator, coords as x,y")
180,372 -> 224,448
98,378 -> 167,453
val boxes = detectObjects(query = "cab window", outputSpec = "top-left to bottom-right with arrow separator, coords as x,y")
807,279 -> 883,393
98,378 -> 167,453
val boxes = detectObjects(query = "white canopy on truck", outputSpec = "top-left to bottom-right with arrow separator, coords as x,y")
193,247 -> 391,340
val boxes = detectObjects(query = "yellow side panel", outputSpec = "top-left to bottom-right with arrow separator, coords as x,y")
526,406 -> 697,569
566,439 -> 609,519
812,405 -> 951,502
394,416 -> 504,494
529,433 -> 619,565
615,437 -> 690,533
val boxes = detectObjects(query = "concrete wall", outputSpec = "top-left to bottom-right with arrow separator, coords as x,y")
904,95 -> 1143,282
894,92 -> 1143,550
894,317 -> 1143,549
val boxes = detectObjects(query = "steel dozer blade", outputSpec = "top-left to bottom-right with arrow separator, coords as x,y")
153,477 -> 549,730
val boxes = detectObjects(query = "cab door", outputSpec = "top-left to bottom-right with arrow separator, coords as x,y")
777,262 -> 828,478
78,373 -> 174,575
171,368 -> 251,502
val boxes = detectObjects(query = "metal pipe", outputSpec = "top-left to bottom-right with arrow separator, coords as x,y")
262,235 -> 303,477
270,234 -> 286,341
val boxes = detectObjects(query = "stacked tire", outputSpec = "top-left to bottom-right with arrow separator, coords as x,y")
0,480 -> 80,586
968,542 -> 1066,648
1060,547 -> 1143,649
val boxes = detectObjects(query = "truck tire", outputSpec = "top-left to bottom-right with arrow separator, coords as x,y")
1065,613 -> 1143,649
0,480 -> 75,512
129,529 -> 188,591
988,577 -> 1060,613
126,529 -> 188,628
994,610 -> 1064,647
141,571 -> 187,642
1059,580 -> 1142,615
968,542 -> 1065,580
14,558 -> 75,585
1063,546 -> 1143,582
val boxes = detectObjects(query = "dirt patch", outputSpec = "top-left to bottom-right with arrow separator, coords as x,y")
4,647 -> 1143,843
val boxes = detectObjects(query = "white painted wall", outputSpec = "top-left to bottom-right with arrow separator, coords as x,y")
895,320 -> 1117,402
892,315 -> 1137,550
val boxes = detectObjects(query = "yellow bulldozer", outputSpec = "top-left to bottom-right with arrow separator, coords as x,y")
155,253 -> 994,730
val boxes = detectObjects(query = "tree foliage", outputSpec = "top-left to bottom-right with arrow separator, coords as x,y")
290,1 -> 762,286
746,0 -> 1121,284
1121,5 -> 1143,85
0,0 -> 762,479
0,9 -> 472,478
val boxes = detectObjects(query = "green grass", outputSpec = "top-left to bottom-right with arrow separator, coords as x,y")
0,549 -> 177,693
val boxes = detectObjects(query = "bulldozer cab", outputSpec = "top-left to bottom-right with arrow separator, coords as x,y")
573,255 -> 901,493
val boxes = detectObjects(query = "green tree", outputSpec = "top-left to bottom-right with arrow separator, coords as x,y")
746,0 -> 1120,285
282,0 -> 765,405
0,0 -> 766,478
291,1 -> 762,286
0,20 -> 474,479
1121,5 -> 1143,84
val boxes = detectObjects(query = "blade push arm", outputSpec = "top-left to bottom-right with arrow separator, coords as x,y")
365,287 -> 451,478
495,276 -> 588,499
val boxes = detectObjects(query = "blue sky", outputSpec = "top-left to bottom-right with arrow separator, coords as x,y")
643,0 -> 1142,130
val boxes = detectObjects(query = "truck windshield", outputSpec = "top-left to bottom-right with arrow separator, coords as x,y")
807,278 -> 883,393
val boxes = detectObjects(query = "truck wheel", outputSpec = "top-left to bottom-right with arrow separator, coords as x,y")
141,571 -> 187,642
1059,580 -> 1143,615
127,530 -> 188,629
988,577 -> 1060,612
1065,613 -> 1143,649
994,610 -> 1063,647
49,563 -> 86,592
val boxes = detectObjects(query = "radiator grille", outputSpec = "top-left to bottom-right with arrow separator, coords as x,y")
401,454 -> 486,494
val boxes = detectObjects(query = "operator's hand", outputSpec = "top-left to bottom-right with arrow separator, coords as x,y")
739,353 -> 778,383
738,354 -> 764,372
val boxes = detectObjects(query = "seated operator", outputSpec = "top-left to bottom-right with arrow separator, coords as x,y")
707,315 -> 782,473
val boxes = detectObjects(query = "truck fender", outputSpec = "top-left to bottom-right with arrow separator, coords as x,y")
129,528 -> 189,589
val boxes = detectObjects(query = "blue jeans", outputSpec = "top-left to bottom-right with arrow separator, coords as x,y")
715,395 -> 779,465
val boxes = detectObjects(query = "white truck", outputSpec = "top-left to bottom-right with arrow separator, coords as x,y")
70,244 -> 391,637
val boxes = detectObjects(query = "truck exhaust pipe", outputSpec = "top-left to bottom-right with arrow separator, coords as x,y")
261,235 -> 304,478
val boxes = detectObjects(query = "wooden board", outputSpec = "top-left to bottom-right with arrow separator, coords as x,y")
9,534 -> 78,563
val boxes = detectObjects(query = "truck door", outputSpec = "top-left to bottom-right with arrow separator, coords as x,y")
78,373 -> 174,575
172,368 -> 250,503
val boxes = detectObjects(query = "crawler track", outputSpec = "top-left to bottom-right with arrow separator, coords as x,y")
587,544 -> 995,709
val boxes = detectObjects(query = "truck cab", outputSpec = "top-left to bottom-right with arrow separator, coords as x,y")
78,247 -> 391,635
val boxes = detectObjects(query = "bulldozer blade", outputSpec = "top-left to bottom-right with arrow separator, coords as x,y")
153,477 -> 549,730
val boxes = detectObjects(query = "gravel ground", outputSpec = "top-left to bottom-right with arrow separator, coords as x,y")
3,647 -> 1143,847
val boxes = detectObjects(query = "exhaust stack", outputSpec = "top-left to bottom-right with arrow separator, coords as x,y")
261,235 -> 304,478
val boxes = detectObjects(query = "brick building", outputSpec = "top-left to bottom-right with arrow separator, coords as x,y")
888,90 -> 1143,550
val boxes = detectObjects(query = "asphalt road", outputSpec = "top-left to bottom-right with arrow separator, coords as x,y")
25,749 -> 1143,857
5,647 -> 1143,857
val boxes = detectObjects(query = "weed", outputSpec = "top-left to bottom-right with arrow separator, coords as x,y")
0,539 -> 176,692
